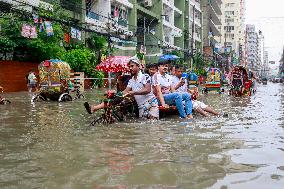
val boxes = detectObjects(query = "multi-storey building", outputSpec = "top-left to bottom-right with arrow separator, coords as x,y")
85,0 -> 186,61
85,0 -> 136,56
184,0 -> 203,53
201,0 -> 222,50
1,0 -> 205,63
220,0 -> 245,63
245,24 -> 260,73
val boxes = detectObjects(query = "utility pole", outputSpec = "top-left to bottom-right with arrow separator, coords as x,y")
143,17 -> 146,46
190,5 -> 195,71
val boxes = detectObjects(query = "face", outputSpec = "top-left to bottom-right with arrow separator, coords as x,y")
175,68 -> 183,78
170,66 -> 175,75
158,64 -> 169,74
129,62 -> 140,75
149,67 -> 157,76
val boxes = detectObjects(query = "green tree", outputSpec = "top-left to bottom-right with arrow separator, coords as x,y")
61,48 -> 104,87
0,1 -> 80,62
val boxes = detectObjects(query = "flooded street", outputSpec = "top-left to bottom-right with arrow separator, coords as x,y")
0,83 -> 283,189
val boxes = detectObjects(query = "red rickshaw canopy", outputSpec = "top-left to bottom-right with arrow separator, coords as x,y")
96,56 -> 131,73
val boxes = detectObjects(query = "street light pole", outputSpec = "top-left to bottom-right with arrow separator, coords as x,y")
191,5 -> 195,71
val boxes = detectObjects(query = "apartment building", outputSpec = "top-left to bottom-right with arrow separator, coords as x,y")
201,0 -> 222,50
245,24 -> 260,72
220,0 -> 245,62
1,0 -> 205,62
184,0 -> 203,52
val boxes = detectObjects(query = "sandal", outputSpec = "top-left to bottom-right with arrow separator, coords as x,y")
84,102 -> 92,114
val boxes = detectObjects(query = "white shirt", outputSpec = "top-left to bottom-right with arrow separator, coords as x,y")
171,76 -> 188,93
28,73 -> 37,83
152,72 -> 172,94
127,71 -> 156,108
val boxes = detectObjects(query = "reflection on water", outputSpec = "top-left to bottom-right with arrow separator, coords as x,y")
0,84 -> 283,189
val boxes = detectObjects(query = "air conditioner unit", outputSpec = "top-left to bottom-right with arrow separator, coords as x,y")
144,0 -> 152,7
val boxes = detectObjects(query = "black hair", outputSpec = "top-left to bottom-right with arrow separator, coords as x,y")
175,64 -> 183,70
157,61 -> 169,66
147,63 -> 158,69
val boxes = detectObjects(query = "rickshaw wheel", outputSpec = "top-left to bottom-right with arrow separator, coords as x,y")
204,88 -> 208,94
0,99 -> 11,105
32,94 -> 46,102
59,93 -> 72,102
74,94 -> 85,100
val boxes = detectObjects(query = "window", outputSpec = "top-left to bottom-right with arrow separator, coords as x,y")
225,18 -> 234,23
224,26 -> 235,32
225,33 -> 234,38
225,11 -> 234,16
225,3 -> 235,8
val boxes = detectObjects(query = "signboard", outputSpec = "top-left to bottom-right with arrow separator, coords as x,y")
269,61 -> 275,64
203,46 -> 213,57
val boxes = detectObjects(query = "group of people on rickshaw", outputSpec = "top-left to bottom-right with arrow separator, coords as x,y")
227,66 -> 256,96
84,56 -> 220,120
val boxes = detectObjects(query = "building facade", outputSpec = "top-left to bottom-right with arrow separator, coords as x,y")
184,0 -> 203,52
201,0 -> 222,49
220,0 -> 245,63
245,24 -> 260,73
1,0 -> 206,63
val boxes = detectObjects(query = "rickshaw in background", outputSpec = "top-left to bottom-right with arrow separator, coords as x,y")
229,66 -> 255,97
32,59 -> 84,102
202,68 -> 223,94
188,72 -> 199,86
0,86 -> 11,105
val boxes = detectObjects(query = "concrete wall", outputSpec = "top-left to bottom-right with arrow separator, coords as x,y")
0,61 -> 38,92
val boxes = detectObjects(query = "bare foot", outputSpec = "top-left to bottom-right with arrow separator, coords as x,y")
187,114 -> 193,119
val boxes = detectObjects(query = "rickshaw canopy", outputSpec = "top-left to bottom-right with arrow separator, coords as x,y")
96,56 -> 131,73
38,59 -> 71,85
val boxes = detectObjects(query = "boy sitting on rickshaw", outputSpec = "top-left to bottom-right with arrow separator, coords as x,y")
152,62 -> 193,120
171,66 -> 219,117
84,56 -> 158,120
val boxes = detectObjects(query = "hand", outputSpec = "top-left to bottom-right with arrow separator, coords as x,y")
123,91 -> 135,97
162,104 -> 169,109
178,79 -> 185,86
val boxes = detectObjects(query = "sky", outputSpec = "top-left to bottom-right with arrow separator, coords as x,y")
246,0 -> 284,64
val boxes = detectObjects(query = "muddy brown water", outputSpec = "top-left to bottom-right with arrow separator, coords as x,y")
0,83 -> 283,189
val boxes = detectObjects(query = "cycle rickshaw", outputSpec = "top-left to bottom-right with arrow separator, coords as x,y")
32,59 -> 84,102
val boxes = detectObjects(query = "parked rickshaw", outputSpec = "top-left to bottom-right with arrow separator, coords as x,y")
0,86 -> 11,105
229,66 -> 254,97
188,72 -> 198,85
202,68 -> 223,94
32,59 -> 84,102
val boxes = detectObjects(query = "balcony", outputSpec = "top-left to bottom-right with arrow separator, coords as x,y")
209,19 -> 221,36
112,0 -> 133,9
85,11 -> 108,30
208,4 -> 221,25
163,0 -> 182,15
209,0 -> 222,15
194,33 -> 201,42
190,0 -> 201,12
163,20 -> 182,37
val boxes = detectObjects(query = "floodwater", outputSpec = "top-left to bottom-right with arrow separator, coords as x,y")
0,83 -> 283,189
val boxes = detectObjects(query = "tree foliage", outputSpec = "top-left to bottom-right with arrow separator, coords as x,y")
0,4 -> 68,62
61,48 -> 104,86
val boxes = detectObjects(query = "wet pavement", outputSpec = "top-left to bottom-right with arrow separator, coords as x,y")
0,83 -> 283,189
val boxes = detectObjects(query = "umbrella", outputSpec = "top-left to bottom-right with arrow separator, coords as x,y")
96,56 -> 131,73
159,54 -> 180,62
